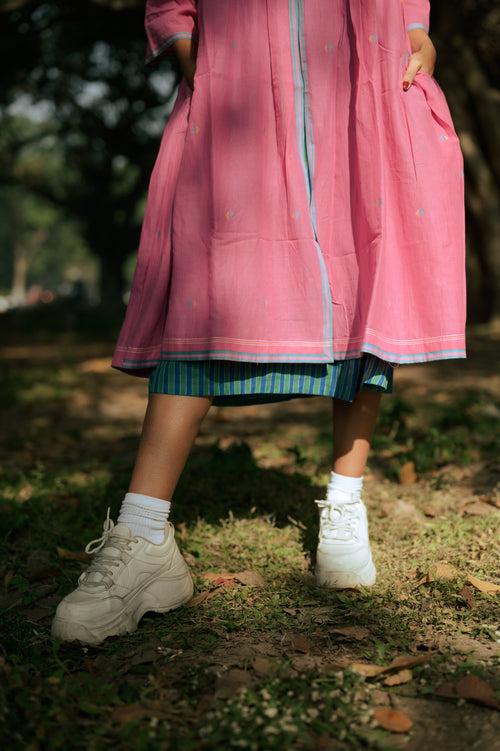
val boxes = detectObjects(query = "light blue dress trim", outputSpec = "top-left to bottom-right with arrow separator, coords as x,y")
288,0 -> 334,360
407,23 -> 428,32
120,343 -> 465,368
146,32 -> 193,65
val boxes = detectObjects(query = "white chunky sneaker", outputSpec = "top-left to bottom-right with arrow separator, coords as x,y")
315,495 -> 377,589
52,508 -> 194,645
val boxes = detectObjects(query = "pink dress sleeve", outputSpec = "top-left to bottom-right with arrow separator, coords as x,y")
145,0 -> 198,65
403,0 -> 431,32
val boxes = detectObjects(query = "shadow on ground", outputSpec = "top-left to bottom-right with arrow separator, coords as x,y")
0,322 -> 499,749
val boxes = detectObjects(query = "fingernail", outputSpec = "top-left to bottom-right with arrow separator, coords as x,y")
403,80 -> 410,91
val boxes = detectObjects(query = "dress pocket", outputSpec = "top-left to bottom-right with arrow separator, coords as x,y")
168,78 -> 194,134
399,69 -> 462,247
411,71 -> 458,139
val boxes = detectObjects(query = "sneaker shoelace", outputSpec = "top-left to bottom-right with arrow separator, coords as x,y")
79,507 -> 134,588
315,497 -> 362,543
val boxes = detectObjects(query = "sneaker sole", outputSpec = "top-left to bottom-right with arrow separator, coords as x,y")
315,557 -> 377,589
51,568 -> 194,645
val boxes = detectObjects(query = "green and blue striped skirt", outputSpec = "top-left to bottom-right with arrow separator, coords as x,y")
148,353 -> 394,407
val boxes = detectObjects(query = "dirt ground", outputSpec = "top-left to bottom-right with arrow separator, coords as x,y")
0,322 -> 499,749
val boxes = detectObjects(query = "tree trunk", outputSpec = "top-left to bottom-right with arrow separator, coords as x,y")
443,42 -> 500,321
11,243 -> 28,301
98,249 -> 126,308
431,7 -> 500,322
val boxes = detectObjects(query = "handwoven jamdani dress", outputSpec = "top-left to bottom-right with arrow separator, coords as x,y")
112,0 -> 466,406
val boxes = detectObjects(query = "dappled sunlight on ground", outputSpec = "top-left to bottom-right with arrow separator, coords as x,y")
0,324 -> 498,748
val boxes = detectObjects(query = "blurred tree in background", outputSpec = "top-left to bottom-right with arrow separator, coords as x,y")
0,0 -> 498,318
0,0 -> 179,305
431,0 -> 500,322
0,182 -> 92,300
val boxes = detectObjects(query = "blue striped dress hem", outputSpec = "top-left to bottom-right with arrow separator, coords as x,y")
148,354 -> 394,407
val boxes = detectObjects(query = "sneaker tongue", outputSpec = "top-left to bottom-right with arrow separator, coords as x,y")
95,525 -> 132,557
320,502 -> 360,542
327,493 -> 361,506
97,525 -> 132,557
112,524 -> 133,539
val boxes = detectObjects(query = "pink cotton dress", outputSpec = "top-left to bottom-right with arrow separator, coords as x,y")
112,0 -> 466,381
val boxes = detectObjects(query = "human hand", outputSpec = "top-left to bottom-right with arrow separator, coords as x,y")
403,30 -> 437,90
173,37 -> 197,90
181,56 -> 196,90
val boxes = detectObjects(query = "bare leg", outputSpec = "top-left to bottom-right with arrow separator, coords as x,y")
52,393 -> 211,643
128,393 -> 213,500
315,389 -> 382,589
332,389 -> 382,476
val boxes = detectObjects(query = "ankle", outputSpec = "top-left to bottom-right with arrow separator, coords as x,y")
117,492 -> 172,544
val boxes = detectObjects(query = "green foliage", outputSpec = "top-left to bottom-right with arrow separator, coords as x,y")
0,1 -> 180,301
1,332 -> 499,749
0,182 -> 94,293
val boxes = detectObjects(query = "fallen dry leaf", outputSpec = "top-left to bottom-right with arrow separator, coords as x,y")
56,547 -> 90,562
455,675 -> 500,709
431,562 -> 459,580
214,669 -> 253,698
290,634 -> 312,654
201,572 -> 238,586
373,689 -> 391,705
351,653 -> 433,679
373,707 -> 413,733
310,606 -> 335,619
387,654 -> 434,670
351,662 -> 386,678
436,675 -> 500,710
461,500 -> 497,517
253,656 -> 272,675
112,702 -> 168,725
233,570 -> 265,587
435,681 -> 456,698
415,562 -> 459,585
200,570 -> 264,587
17,484 -> 33,503
466,573 -> 500,595
292,655 -> 326,672
384,669 -> 413,686
330,626 -> 370,641
254,641 -> 280,657
399,460 -> 417,485
459,585 -> 475,608
382,500 -> 422,522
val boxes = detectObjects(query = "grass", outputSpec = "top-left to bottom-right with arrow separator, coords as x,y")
0,324 -> 499,750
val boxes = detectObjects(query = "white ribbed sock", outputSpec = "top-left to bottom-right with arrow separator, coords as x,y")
117,492 -> 171,544
326,471 -> 363,503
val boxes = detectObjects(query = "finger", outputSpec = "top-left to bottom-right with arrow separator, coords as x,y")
402,57 -> 422,90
